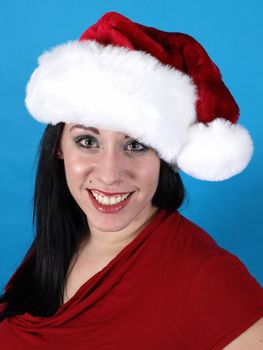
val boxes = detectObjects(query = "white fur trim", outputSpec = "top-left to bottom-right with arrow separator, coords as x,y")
177,118 -> 254,181
25,40 -> 197,161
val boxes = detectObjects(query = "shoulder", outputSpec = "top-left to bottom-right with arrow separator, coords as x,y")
163,210 -> 228,269
155,211 -> 263,349
177,212 -> 222,251
158,210 -> 263,299
172,212 -> 263,306
175,214 -> 263,348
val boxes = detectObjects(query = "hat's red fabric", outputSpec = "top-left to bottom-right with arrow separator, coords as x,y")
80,11 -> 239,124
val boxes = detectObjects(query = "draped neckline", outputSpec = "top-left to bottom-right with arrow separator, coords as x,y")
9,208 -> 173,331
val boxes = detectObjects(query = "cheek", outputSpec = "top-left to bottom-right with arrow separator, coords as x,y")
63,155 -> 91,187
136,158 -> 160,195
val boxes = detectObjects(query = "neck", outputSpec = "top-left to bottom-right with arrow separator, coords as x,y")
81,206 -> 159,258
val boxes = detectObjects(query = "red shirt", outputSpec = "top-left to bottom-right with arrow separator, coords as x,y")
1,209 -> 262,349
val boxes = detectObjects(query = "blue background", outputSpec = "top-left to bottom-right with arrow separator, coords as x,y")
0,0 -> 262,291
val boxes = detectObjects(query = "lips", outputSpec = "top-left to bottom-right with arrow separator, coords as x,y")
87,189 -> 134,214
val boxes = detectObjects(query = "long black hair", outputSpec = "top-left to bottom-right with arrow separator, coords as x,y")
0,123 -> 185,321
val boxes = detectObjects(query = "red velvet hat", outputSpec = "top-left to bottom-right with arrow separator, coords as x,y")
25,12 -> 253,181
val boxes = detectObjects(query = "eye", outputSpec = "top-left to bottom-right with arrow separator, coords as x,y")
124,140 -> 149,152
74,135 -> 99,149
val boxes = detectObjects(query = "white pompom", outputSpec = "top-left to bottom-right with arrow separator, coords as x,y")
177,118 -> 254,181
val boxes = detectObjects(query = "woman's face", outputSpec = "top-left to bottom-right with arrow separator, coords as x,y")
60,124 -> 160,234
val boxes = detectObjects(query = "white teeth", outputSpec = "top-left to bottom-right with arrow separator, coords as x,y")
102,197 -> 109,205
116,196 -> 122,203
91,191 -> 130,206
109,197 -> 116,205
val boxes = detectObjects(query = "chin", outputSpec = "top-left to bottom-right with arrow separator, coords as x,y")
87,210 -> 138,233
85,203 -> 154,234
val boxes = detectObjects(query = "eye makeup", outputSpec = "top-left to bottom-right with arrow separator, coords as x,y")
72,133 -> 149,154
73,135 -> 99,149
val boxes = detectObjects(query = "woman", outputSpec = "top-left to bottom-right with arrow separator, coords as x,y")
0,11 -> 262,349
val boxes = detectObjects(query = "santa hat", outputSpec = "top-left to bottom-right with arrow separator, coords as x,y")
25,11 -> 253,181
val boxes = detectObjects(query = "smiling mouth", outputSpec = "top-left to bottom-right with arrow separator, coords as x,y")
89,189 -> 133,206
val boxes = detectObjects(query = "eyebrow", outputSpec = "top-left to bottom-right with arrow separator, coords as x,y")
70,125 -> 100,134
70,124 -> 130,138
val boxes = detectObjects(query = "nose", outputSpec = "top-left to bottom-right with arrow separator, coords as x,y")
95,148 -> 125,186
